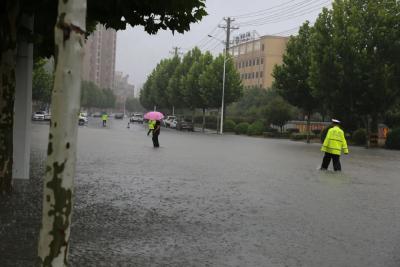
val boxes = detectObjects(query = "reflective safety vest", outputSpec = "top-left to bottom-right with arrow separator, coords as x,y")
102,114 -> 108,121
321,126 -> 349,155
148,120 -> 155,130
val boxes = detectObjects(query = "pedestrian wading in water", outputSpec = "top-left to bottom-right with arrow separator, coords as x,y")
152,120 -> 161,148
320,119 -> 349,171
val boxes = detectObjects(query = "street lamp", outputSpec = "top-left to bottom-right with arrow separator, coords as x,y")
208,35 -> 227,135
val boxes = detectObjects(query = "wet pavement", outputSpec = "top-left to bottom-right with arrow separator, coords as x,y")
1,117 -> 400,266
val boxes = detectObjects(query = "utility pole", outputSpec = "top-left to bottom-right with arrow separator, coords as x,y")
169,46 -> 182,116
218,17 -> 239,134
170,46 -> 182,57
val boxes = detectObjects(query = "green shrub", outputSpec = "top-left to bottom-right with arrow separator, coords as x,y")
287,128 -> 300,134
247,121 -> 264,136
263,132 -> 278,138
291,132 -> 315,141
265,127 -> 278,133
224,120 -> 236,132
352,128 -> 367,146
235,122 -> 250,135
386,128 -> 400,150
320,126 -> 333,143
312,129 -> 322,135
227,116 -> 255,125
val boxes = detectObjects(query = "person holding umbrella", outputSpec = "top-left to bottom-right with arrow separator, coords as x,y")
144,111 -> 164,147
152,120 -> 161,147
320,119 -> 349,171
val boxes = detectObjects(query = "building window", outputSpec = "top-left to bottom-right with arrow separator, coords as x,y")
253,59 -> 256,65
256,72 -> 259,78
260,71 -> 263,77
261,44 -> 265,51
252,72 -> 255,79
246,61 -> 248,67
256,58 -> 259,65
261,58 -> 264,64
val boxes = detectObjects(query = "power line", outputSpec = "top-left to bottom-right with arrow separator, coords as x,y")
199,30 -> 225,51
236,0 -> 330,26
230,0 -> 299,18
186,19 -> 224,50
270,26 -> 301,36
232,0 -> 324,20
237,1 -> 331,27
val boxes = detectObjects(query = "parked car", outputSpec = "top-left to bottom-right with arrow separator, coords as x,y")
169,119 -> 178,129
78,112 -> 88,125
32,111 -> 45,121
130,113 -> 144,123
164,116 -> 176,127
114,113 -> 124,119
92,112 -> 102,118
44,113 -> 51,121
176,119 -> 194,131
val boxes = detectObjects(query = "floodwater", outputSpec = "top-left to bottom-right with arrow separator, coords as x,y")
1,118 -> 400,267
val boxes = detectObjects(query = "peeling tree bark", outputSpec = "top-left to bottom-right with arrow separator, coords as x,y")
0,0 -> 19,195
37,0 -> 86,265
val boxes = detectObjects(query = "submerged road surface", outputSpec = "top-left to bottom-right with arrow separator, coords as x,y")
1,118 -> 400,266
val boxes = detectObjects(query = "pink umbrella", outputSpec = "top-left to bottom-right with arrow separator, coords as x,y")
144,111 -> 164,121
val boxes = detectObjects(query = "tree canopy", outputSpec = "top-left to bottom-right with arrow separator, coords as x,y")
271,0 -> 400,132
0,0 -> 207,58
140,48 -> 243,113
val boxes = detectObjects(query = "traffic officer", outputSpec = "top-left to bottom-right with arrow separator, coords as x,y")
101,112 -> 108,127
147,119 -> 155,136
320,119 -> 349,171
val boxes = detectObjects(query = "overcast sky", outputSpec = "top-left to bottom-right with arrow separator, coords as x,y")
115,0 -> 333,90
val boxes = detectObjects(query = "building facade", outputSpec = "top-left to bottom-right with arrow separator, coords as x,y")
114,71 -> 135,111
230,34 -> 289,89
82,24 -> 117,90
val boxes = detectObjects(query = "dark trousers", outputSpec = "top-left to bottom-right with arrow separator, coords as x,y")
321,152 -> 341,171
102,120 -> 107,127
152,134 -> 159,147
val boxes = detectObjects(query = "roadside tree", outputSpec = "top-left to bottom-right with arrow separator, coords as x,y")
273,22 -> 318,143
33,0 -> 207,265
32,58 -> 53,108
264,97 -> 294,133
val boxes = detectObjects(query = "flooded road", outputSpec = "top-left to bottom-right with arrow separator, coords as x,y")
2,118 -> 400,266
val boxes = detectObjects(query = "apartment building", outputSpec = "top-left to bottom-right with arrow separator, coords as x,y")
82,24 -> 117,90
114,71 -> 135,111
231,33 -> 289,89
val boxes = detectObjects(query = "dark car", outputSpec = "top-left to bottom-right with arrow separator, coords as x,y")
114,113 -> 124,119
176,119 -> 194,131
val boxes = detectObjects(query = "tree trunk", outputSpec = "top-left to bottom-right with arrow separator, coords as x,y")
202,108 -> 206,133
0,0 -> 19,195
306,112 -> 311,144
37,0 -> 86,265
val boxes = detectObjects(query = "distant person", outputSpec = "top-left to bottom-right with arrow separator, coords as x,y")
147,119 -> 155,136
320,119 -> 349,171
152,120 -> 161,148
101,113 -> 108,127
